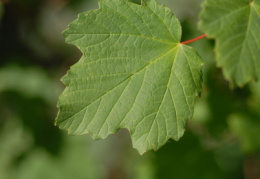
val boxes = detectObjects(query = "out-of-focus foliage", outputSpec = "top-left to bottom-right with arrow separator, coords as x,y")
199,0 -> 260,87
154,132 -> 225,179
0,2 -> 3,20
229,114 -> 260,154
0,0 -> 259,179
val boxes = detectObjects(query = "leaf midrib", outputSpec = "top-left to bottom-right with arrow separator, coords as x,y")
58,45 -> 179,123
143,45 -> 180,147
66,33 -> 175,45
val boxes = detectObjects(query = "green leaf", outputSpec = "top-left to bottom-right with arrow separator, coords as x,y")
56,0 -> 203,154
199,0 -> 260,87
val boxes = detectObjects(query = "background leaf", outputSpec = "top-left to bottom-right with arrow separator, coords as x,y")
199,0 -> 260,86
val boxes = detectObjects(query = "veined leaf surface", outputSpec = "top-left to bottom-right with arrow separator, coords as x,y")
199,0 -> 260,86
56,0 -> 203,154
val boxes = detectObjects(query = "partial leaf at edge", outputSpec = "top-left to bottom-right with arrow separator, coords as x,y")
56,0 -> 203,154
199,0 -> 260,87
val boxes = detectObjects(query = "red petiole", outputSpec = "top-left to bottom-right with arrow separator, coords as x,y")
181,34 -> 207,45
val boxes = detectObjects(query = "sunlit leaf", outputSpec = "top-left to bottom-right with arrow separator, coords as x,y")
56,0 -> 203,154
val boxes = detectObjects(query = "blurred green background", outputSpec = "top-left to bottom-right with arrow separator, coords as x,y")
0,0 -> 259,178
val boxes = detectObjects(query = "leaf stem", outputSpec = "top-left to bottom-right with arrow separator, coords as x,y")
181,34 -> 207,44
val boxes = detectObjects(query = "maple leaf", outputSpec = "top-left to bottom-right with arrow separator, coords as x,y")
56,0 -> 203,154
199,0 -> 260,87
